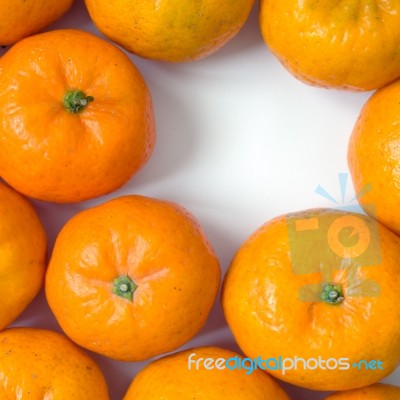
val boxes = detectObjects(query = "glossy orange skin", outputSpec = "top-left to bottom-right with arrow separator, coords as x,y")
260,0 -> 400,90
124,347 -> 290,399
325,383 -> 400,399
0,182 -> 47,331
0,328 -> 109,399
348,80 -> 400,235
84,0 -> 255,62
0,0 -> 74,45
0,29 -> 155,203
45,195 -> 220,361
222,208 -> 400,391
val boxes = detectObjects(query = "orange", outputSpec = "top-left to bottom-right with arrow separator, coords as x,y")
84,0 -> 255,62
0,29 -> 155,203
221,208 -> 400,391
0,0 -> 74,46
0,327 -> 109,399
348,79 -> 400,235
0,182 -> 47,331
45,195 -> 220,361
325,383 -> 400,399
123,346 -> 290,399
259,0 -> 400,90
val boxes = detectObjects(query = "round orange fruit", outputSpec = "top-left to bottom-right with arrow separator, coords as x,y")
84,0 -> 255,62
259,0 -> 400,90
325,383 -> 400,399
0,182 -> 47,331
45,195 -> 220,361
123,346 -> 290,400
0,327 -> 109,399
222,208 -> 400,390
0,0 -> 74,46
0,29 -> 155,203
348,79 -> 400,235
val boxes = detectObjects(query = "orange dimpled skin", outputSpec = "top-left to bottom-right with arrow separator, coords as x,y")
348,80 -> 400,235
84,0 -> 255,62
0,29 -> 155,203
45,195 -> 220,361
0,182 -> 47,331
0,0 -> 74,45
260,0 -> 400,90
325,383 -> 400,399
0,328 -> 110,399
123,347 -> 290,400
222,209 -> 400,391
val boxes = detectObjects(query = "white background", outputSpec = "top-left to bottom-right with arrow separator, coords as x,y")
3,0 -> 399,398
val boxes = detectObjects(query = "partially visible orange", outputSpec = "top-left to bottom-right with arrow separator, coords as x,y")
123,346 -> 290,400
260,0 -> 400,90
0,0 -> 74,45
45,195 -> 220,361
0,29 -> 155,203
348,79 -> 400,235
325,383 -> 400,399
0,328 -> 109,399
0,182 -> 47,331
222,208 -> 400,391
84,0 -> 255,62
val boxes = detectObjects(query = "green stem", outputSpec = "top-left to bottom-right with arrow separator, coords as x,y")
320,282 -> 344,305
112,275 -> 137,302
64,90 -> 94,114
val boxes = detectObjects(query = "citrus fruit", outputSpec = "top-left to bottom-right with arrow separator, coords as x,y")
123,346 -> 290,399
45,195 -> 220,361
222,208 -> 400,390
259,0 -> 400,90
0,327 -> 109,399
325,383 -> 400,399
0,0 -> 74,45
348,79 -> 400,235
0,29 -> 155,203
0,182 -> 47,331
84,0 -> 255,62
